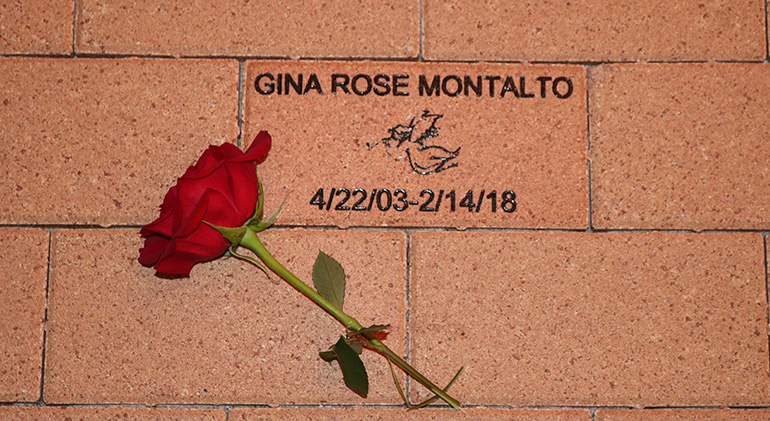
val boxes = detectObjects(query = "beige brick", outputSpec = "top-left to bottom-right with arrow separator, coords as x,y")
244,60 -> 587,229
0,228 -> 48,402
76,0 -> 418,58
229,407 -> 590,420
590,63 -> 770,230
409,231 -> 769,406
0,1 -> 74,54
423,0 -> 766,61
0,406 -> 225,420
596,409 -> 770,420
46,228 -> 406,404
0,58 -> 238,226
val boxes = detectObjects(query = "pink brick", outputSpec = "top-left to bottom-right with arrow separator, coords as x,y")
596,409 -> 770,420
0,1 -> 74,54
590,63 -> 770,230
0,58 -> 238,226
0,228 -> 48,402
46,229 -> 406,404
409,231 -> 769,406
229,407 -> 590,420
0,406 -> 225,420
76,0 -> 418,58
423,0 -> 766,61
244,60 -> 587,229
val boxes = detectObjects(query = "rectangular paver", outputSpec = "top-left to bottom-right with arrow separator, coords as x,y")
46,229 -> 406,404
0,58 -> 238,226
590,63 -> 770,230
409,231 -> 769,407
596,409 -> 770,420
244,60 -> 587,229
76,0 -> 418,58
0,406 -> 225,420
0,229 -> 49,402
0,1 -> 74,54
423,0 -> 766,61
230,407 -> 590,420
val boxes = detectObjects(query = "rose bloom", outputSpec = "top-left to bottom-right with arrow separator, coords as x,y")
139,132 -> 271,275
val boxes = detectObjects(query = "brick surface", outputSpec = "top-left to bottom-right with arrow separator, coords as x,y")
423,0 -> 766,62
409,231 -> 769,406
230,407 -> 589,420
244,61 -> 587,229
46,229 -> 406,404
596,409 -> 770,420
0,406 -> 225,420
75,0 -> 418,58
0,229 -> 48,402
0,58 -> 238,226
590,63 -> 770,230
0,1 -> 74,54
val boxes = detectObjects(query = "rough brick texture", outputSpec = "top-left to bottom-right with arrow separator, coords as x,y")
0,58 -> 238,226
0,406 -> 225,420
229,407 -> 590,420
76,0 -> 418,58
0,1 -> 74,54
596,409 -> 770,420
423,0 -> 766,61
0,229 -> 48,402
590,63 -> 770,230
45,229 -> 406,404
409,231 -> 769,406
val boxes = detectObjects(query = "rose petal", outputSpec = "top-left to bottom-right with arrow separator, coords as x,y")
224,162 -> 259,221
153,193 -> 228,276
176,166 -> 238,222
198,187 -> 250,229
139,207 -> 174,237
181,147 -> 216,178
173,229 -> 230,259
159,185 -> 179,214
183,145 -> 228,180
138,235 -> 170,267
233,131 -> 271,163
220,142 -> 245,160
174,192 -> 209,238
153,240 -> 196,275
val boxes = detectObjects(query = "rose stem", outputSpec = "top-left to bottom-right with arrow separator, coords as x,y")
239,228 -> 461,409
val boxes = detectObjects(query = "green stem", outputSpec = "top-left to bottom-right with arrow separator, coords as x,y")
239,228 -> 461,409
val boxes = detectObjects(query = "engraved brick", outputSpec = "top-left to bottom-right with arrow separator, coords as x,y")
409,231 -> 769,406
423,0 -> 766,61
46,229 -> 406,404
76,0 -> 418,58
0,406 -> 225,420
0,229 -> 48,402
0,1 -> 73,54
244,61 -> 587,229
590,63 -> 770,230
230,407 -> 589,420
596,409 -> 770,420
0,58 -> 238,226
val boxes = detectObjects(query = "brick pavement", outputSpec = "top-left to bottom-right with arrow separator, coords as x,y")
1,1 -> 768,419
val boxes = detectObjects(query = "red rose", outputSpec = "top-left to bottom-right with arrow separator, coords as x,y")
139,131 -> 272,275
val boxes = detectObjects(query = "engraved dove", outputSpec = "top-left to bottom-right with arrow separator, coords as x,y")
367,110 -> 461,175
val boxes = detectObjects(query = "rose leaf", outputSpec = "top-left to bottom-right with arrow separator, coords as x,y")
333,336 -> 369,398
312,251 -> 346,311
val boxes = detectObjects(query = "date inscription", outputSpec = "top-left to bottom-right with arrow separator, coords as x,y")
309,188 -> 517,213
